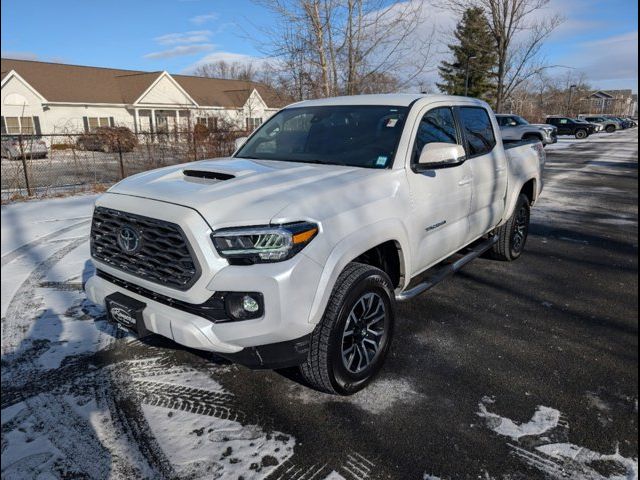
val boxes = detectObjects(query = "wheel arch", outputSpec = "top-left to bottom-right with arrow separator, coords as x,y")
522,132 -> 543,142
501,177 -> 538,226
306,220 -> 411,326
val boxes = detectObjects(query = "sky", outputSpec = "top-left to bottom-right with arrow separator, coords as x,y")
1,0 -> 637,92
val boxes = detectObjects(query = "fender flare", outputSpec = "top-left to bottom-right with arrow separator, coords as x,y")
502,177 -> 538,224
306,218 -> 411,325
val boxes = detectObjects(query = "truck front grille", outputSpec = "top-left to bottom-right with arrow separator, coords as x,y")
90,207 -> 200,290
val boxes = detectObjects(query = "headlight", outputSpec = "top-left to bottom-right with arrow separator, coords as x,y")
211,222 -> 318,263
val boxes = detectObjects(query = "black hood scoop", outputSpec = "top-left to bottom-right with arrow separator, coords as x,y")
182,169 -> 235,182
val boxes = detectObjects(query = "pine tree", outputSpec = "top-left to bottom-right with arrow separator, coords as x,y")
437,7 -> 496,99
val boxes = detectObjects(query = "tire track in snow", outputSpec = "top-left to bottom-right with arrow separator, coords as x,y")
1,219 -> 90,267
477,398 -> 638,480
1,237 -> 88,356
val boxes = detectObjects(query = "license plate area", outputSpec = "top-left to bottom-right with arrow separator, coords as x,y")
106,292 -> 147,334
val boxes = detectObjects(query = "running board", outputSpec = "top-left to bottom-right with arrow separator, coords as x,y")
395,235 -> 498,302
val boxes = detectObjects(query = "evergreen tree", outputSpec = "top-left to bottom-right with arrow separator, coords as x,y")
437,7 -> 496,99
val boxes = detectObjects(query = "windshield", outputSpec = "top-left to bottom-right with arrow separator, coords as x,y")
497,115 -> 529,126
235,105 -> 408,168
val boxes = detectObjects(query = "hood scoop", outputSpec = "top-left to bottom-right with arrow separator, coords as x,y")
182,169 -> 235,183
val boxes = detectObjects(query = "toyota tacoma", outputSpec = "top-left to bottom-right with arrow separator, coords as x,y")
85,94 -> 545,394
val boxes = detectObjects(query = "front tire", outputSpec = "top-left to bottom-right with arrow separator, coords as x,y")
490,194 -> 530,261
299,262 -> 395,395
575,129 -> 588,139
605,125 -> 616,133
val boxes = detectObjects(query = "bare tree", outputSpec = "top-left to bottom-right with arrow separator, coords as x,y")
253,0 -> 435,99
193,60 -> 259,81
441,0 -> 563,111
506,70 -> 592,122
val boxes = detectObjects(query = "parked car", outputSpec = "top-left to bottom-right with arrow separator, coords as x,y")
85,94 -> 545,394
1,135 -> 48,159
574,118 -> 603,133
624,118 -> 637,127
603,116 -> 633,129
545,116 -> 595,139
76,126 -> 137,153
495,114 -> 557,146
579,115 -> 620,133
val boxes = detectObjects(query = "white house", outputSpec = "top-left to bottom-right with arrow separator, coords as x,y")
1,58 -> 287,135
585,89 -> 638,117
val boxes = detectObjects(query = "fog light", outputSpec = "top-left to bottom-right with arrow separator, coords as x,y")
223,292 -> 264,320
242,295 -> 260,313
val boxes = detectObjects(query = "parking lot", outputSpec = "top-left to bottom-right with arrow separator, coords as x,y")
1,130 -> 638,479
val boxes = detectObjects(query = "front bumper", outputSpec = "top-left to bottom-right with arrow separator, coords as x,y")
86,247 -> 323,357
85,194 -> 325,362
542,130 -> 557,145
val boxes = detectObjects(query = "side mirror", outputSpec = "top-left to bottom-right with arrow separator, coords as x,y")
416,142 -> 466,170
234,136 -> 248,151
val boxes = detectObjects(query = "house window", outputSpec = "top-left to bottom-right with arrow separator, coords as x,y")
197,116 -> 218,131
2,116 -> 37,134
87,117 -> 111,132
246,117 -> 262,131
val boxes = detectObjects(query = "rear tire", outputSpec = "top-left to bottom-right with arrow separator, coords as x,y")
299,262 -> 395,395
490,194 -> 530,261
605,125 -> 616,133
575,129 -> 588,139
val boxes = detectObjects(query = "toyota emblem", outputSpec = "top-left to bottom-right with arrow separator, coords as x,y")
117,226 -> 141,254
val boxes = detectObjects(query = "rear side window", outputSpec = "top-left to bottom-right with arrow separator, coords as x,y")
413,107 -> 458,163
459,107 -> 496,156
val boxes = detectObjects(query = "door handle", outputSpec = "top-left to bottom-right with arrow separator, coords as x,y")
495,167 -> 506,173
458,177 -> 472,186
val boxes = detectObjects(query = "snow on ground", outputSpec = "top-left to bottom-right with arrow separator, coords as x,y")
476,397 -> 560,440
288,377 -> 422,415
477,397 -> 638,480
544,131 -> 622,151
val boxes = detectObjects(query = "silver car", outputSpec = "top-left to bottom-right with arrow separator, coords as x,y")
579,115 -> 620,133
1,136 -> 48,159
495,114 -> 557,146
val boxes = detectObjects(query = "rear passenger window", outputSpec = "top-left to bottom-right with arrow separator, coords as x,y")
459,107 -> 496,156
413,107 -> 458,163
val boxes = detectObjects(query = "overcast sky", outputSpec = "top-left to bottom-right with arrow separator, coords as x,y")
1,0 -> 637,92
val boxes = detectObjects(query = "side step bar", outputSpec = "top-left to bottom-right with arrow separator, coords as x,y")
395,235 -> 498,302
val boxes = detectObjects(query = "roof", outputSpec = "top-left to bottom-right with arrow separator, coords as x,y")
1,58 -> 288,108
289,93 -> 487,108
589,89 -> 634,99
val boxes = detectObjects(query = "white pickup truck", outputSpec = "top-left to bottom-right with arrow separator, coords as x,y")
85,94 -> 544,394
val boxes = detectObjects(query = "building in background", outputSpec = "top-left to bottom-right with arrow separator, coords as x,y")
1,58 -> 286,135
584,90 -> 638,117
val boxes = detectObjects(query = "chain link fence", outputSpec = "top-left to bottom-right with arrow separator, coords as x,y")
1,128 -> 246,202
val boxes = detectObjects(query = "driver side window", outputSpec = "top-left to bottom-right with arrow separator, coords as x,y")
413,107 -> 458,164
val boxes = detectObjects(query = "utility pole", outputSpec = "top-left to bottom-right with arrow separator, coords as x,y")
567,84 -> 577,116
464,55 -> 477,96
